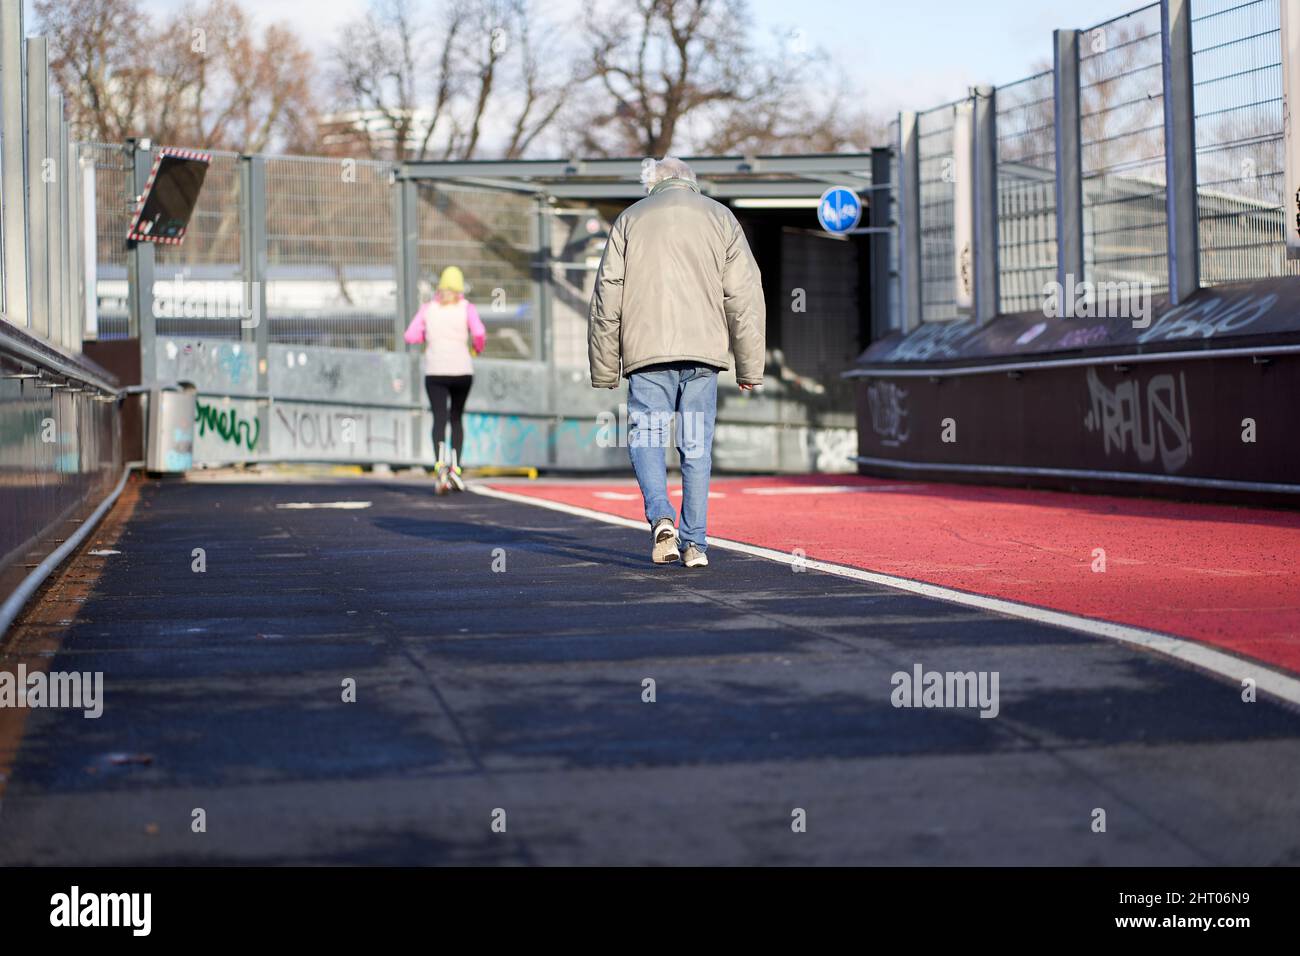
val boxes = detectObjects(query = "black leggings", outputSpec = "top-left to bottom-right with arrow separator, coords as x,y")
425,375 -> 473,461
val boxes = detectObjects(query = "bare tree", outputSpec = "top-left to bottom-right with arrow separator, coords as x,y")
701,65 -> 888,155
499,2 -> 569,158
579,0 -> 757,156
38,0 -> 151,143
575,0 -> 885,158
39,0 -> 318,152
326,0 -> 465,161
158,0 -> 318,153
325,0 -> 569,161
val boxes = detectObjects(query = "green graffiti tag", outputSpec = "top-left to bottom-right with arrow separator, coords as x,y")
195,398 -> 260,451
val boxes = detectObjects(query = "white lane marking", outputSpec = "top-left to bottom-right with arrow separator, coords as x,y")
88,549 -> 121,556
470,484 -> 1300,707
742,484 -> 912,495
275,501 -> 372,510
671,489 -> 725,498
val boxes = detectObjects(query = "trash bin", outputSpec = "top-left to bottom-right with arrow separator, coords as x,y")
146,381 -> 197,473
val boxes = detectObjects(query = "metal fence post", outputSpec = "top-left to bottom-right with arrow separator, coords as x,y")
1162,0 -> 1200,303
126,138 -> 155,383
1054,28 -> 1084,294
46,92 -> 64,348
869,146 -> 894,338
0,0 -> 28,328
240,154 -> 270,456
897,111 -> 922,331
972,85 -> 1000,321
25,37 -> 49,339
395,175 -> 419,341
536,193 -> 558,465
65,125 -> 80,350
392,173 -> 423,460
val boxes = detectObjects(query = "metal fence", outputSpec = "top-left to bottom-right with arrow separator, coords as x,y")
996,70 -> 1058,313
80,142 -> 132,339
917,103 -> 959,322
893,0 -> 1300,330
1191,0 -> 1298,284
1080,3 -> 1169,293
266,155 -> 396,351
78,146 -> 547,359
156,150 -> 244,339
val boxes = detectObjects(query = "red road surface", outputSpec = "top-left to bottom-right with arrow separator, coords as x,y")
492,475 -> 1300,675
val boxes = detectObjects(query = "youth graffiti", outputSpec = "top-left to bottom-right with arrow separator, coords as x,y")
195,398 -> 260,451
1083,367 -> 1192,472
866,381 -> 911,447
274,407 -> 405,457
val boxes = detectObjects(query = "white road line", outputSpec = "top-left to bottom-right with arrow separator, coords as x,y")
741,484 -> 914,495
275,501 -> 372,510
470,483 -> 1300,707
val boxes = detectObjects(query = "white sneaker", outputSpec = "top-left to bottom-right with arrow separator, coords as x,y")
651,518 -> 680,564
682,544 -> 709,568
448,449 -> 466,491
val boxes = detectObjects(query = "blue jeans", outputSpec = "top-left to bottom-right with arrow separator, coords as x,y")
627,363 -> 719,552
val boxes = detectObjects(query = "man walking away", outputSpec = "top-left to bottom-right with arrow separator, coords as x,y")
588,156 -> 766,568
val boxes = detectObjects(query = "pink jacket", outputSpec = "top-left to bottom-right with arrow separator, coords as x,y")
404,296 -> 487,377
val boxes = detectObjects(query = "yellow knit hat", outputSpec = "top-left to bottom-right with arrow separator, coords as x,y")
437,266 -> 465,293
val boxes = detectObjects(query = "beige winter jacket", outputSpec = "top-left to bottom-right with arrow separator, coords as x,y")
587,179 -> 766,387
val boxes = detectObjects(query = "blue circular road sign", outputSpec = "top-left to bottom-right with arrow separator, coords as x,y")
817,186 -> 862,235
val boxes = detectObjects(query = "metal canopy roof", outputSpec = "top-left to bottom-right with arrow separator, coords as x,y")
398,153 -> 882,200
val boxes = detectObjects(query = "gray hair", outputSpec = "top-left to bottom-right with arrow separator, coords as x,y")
640,155 -> 697,192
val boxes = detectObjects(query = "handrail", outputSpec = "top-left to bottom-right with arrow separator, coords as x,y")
0,323 -> 121,396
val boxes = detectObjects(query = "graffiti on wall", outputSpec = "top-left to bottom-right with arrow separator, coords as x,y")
812,428 -> 857,472
885,320 -> 980,362
164,340 -> 253,390
1083,367 -> 1192,472
195,397 -> 260,451
1136,293 -> 1276,345
273,406 -> 408,459
866,381 -> 911,447
462,413 -> 544,466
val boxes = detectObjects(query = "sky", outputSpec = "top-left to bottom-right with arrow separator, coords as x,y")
26,0 -> 1149,117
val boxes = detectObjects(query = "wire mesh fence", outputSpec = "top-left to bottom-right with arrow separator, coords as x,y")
79,142 -> 133,340
1079,2 -> 1169,293
1191,0 -> 1298,284
414,182 -> 540,361
996,70 -> 1057,313
154,150 -> 244,339
265,155 -> 398,350
918,103 -> 959,321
